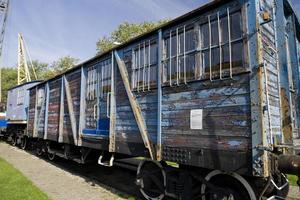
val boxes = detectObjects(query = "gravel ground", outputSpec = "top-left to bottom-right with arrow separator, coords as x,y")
0,141 -> 300,200
0,142 -> 130,200
288,186 -> 300,200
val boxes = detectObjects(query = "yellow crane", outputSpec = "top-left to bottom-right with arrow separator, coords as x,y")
17,33 -> 37,85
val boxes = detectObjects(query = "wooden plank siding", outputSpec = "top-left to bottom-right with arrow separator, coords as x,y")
259,0 -> 282,145
27,88 -> 37,137
62,70 -> 81,144
46,78 -> 62,141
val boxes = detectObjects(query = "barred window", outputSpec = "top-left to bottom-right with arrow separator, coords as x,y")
132,40 -> 158,91
17,89 -> 25,105
200,9 -> 244,79
161,8 -> 244,85
162,25 -> 196,85
86,66 -> 97,100
99,59 -> 111,96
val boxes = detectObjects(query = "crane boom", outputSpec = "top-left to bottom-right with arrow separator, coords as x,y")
17,33 -> 38,85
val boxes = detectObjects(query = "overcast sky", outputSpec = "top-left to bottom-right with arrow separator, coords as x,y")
2,0 -> 300,67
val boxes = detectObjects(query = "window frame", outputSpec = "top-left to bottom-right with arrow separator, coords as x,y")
161,5 -> 247,86
86,65 -> 97,101
162,24 -> 197,86
17,88 -> 25,106
131,39 -> 158,92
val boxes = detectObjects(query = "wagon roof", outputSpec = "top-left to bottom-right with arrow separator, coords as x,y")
8,80 -> 43,91
28,0 -> 300,89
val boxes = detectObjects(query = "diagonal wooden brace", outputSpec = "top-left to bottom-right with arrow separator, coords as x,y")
114,50 -> 156,160
64,76 -> 78,145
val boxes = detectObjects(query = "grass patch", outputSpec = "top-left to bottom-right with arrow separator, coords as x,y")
288,174 -> 298,186
0,157 -> 51,200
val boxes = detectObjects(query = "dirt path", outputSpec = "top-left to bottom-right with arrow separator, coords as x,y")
0,142 -> 127,200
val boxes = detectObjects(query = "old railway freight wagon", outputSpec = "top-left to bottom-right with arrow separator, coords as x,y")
5,0 -> 300,199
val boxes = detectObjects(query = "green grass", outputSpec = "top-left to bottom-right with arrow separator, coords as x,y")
288,174 -> 298,186
0,157 -> 51,200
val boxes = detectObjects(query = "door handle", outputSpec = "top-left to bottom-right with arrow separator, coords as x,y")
93,104 -> 97,120
107,92 -> 111,118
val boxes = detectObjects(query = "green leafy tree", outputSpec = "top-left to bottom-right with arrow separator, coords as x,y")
30,60 -> 53,80
50,56 -> 79,74
96,20 -> 170,54
1,68 -> 17,104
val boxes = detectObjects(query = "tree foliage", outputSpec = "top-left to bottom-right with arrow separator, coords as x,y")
0,56 -> 78,104
1,68 -> 17,104
30,60 -> 52,80
50,56 -> 79,74
96,20 -> 170,54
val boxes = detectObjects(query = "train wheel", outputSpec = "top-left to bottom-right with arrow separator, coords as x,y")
47,152 -> 56,161
20,136 -> 27,150
36,141 -> 43,156
11,135 -> 17,146
136,160 -> 166,200
201,170 -> 256,200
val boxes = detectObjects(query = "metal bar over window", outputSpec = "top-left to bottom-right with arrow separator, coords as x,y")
87,69 -> 90,100
101,65 -> 104,97
131,50 -> 135,89
148,40 -> 151,91
138,44 -> 141,92
143,41 -> 146,92
183,25 -> 187,84
208,15 -> 212,81
218,12 -> 223,80
227,8 -> 233,78
169,31 -> 172,86
176,27 -> 179,86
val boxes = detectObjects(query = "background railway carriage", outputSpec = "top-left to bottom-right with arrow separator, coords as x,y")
5,80 -> 42,147
5,0 -> 300,199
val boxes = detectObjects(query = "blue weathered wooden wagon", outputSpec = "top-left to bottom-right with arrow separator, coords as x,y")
6,0 -> 300,199
6,80 -> 41,146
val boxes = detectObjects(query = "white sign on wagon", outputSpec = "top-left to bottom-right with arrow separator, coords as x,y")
190,109 -> 203,130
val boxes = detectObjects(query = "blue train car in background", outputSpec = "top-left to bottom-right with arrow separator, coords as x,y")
5,80 -> 41,147
0,112 -> 7,135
